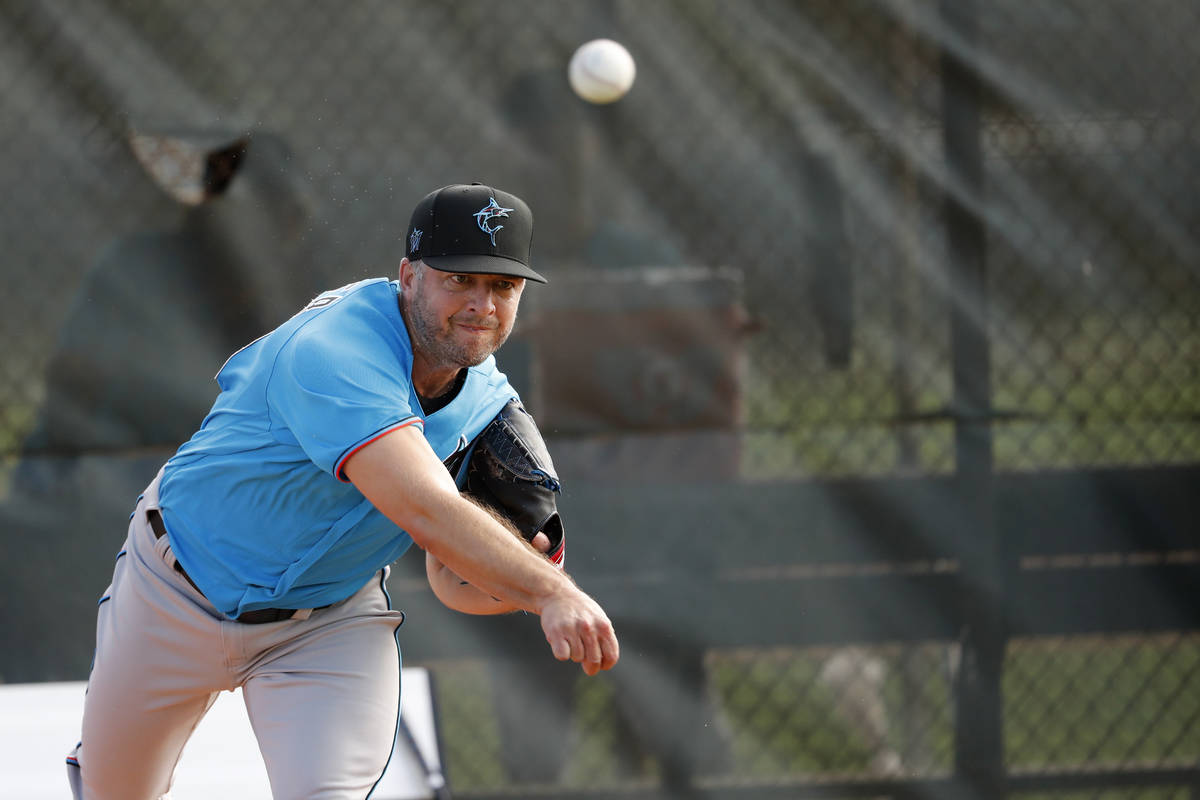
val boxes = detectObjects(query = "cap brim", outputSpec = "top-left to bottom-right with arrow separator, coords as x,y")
424,254 -> 547,284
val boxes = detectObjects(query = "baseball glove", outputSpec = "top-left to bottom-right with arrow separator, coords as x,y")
445,398 -> 565,567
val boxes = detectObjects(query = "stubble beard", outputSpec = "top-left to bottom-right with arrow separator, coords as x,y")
403,291 -> 513,370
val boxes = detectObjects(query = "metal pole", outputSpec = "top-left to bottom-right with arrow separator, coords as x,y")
939,0 -> 1006,797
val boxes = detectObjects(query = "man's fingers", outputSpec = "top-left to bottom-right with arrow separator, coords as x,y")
547,628 -> 590,666
550,636 -> 571,661
581,626 -> 604,668
541,592 -> 620,674
530,531 -> 551,553
549,631 -> 618,673
575,619 -> 619,675
599,628 -> 620,670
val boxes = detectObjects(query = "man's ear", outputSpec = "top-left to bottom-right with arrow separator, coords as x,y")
399,257 -> 416,290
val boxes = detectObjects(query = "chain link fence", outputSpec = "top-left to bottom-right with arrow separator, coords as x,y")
1,1 -> 1197,797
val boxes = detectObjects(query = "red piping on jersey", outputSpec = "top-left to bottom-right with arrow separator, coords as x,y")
335,417 -> 424,482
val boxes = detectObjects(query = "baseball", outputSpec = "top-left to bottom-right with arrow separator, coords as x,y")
568,39 -> 636,104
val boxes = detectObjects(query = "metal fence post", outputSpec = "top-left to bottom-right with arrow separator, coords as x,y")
940,0 -> 1006,797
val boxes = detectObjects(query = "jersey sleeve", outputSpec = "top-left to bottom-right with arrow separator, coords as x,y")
265,321 -> 420,479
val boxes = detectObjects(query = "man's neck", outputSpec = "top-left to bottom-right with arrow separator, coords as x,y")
415,366 -> 466,415
410,352 -> 462,400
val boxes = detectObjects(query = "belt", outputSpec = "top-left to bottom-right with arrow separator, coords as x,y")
147,509 -> 323,625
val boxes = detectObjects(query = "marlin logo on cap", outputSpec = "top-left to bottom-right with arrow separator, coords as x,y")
473,197 -> 514,246
409,228 -> 422,254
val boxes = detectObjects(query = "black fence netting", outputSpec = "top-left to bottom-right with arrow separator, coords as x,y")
1,1 -> 1197,798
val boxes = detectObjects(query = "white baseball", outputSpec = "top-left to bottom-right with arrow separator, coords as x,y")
568,39 -> 636,104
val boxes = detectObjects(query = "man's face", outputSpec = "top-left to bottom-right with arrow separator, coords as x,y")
401,260 -> 525,369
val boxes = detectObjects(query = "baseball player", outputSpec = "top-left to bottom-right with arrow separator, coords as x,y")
66,183 -> 619,800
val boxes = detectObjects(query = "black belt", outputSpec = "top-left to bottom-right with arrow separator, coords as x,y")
147,509 -> 323,625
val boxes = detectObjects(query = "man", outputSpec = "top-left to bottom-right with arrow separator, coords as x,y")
67,183 -> 619,800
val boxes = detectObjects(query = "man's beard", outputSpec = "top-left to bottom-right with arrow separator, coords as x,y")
403,291 -> 513,369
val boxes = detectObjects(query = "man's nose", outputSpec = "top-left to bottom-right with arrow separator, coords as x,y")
465,286 -> 497,314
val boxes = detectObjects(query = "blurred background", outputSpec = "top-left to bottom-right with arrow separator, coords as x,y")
1,1 -> 1198,798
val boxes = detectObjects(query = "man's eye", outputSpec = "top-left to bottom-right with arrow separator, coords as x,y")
450,274 -> 469,285
497,280 -> 515,291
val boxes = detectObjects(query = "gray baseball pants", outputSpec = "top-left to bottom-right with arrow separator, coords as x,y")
67,469 -> 408,800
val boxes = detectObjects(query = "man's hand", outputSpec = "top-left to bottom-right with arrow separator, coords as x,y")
539,587 -> 619,676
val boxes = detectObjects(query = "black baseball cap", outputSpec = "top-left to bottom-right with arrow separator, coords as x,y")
405,183 -> 546,283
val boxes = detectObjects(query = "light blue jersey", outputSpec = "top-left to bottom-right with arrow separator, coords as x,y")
157,278 -> 517,619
